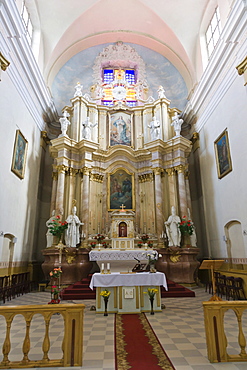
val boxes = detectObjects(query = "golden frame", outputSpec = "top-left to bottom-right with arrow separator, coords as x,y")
214,129 -> 232,179
11,130 -> 28,179
108,167 -> 135,211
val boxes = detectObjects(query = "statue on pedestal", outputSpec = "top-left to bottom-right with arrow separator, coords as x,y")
82,117 -> 98,141
158,85 -> 166,99
46,210 -> 56,248
74,82 -> 83,97
65,206 -> 83,247
165,206 -> 181,247
59,110 -> 70,137
148,116 -> 160,141
171,112 -> 183,137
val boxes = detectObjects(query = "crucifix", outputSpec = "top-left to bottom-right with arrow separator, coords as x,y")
120,204 -> 126,211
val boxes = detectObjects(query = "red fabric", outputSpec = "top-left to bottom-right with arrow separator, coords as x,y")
115,313 -> 175,370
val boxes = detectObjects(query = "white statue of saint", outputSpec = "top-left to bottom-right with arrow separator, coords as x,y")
59,110 -> 70,137
171,112 -> 183,137
65,206 -> 83,247
82,117 -> 98,141
46,210 -> 56,248
165,206 -> 181,247
158,85 -> 166,99
74,82 -> 83,97
187,208 -> 197,247
148,116 -> 161,141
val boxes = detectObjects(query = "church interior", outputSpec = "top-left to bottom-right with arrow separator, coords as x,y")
0,0 -> 247,369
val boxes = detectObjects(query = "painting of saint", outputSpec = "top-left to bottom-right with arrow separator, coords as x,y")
110,113 -> 131,146
214,129 -> 232,179
11,130 -> 28,179
109,169 -> 133,210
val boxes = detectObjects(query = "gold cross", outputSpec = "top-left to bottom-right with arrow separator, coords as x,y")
120,204 -> 126,211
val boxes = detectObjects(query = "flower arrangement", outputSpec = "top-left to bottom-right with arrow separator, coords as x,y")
94,234 -> 105,243
48,298 -> 60,304
144,288 -> 159,299
143,251 -> 160,264
51,285 -> 59,295
179,216 -> 194,235
90,241 -> 96,248
140,234 -> 149,243
48,215 -> 68,240
100,289 -> 111,299
148,241 -> 153,248
137,242 -> 143,248
49,267 -> 62,279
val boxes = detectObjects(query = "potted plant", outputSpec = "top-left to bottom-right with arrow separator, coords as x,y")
47,215 -> 68,245
179,216 -> 194,247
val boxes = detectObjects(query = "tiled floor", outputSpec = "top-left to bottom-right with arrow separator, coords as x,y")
0,287 -> 246,370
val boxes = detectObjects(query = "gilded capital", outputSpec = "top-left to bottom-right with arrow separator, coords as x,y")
175,165 -> 187,174
165,168 -> 175,176
91,173 -> 104,183
68,168 -> 78,177
80,167 -> 91,176
0,52 -> 10,73
153,168 -> 163,176
138,173 -> 154,183
41,131 -> 50,145
57,164 -> 68,174
52,172 -> 58,181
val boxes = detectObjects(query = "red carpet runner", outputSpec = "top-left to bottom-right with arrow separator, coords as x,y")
115,313 -> 175,370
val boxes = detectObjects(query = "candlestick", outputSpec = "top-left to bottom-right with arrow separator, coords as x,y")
107,263 -> 110,270
101,263 -> 104,271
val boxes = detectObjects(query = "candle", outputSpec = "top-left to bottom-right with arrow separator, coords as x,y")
107,263 -> 110,270
101,263 -> 104,271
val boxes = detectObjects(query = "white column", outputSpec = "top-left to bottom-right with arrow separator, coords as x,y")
50,172 -> 58,215
165,168 -> 177,210
55,165 -> 67,216
175,165 -> 188,218
67,168 -> 77,214
153,168 -> 163,242
185,170 -> 192,215
81,167 -> 90,238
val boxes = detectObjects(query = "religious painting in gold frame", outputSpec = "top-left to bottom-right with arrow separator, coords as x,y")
214,129 -> 232,179
109,112 -> 132,147
108,168 -> 135,211
11,129 -> 28,179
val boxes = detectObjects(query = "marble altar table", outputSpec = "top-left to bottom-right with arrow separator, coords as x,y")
90,271 -> 167,314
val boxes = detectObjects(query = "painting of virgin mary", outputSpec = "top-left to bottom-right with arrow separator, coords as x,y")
110,112 -> 131,146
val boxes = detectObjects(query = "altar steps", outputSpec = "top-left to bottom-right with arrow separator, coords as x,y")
60,275 -> 195,300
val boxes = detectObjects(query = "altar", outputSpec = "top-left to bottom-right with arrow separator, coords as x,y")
89,271 -> 167,314
89,249 -> 154,272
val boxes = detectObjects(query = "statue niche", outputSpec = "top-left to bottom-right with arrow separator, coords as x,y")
119,222 -> 127,237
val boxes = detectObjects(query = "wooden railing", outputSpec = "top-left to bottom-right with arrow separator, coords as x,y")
0,304 -> 85,368
203,301 -> 247,363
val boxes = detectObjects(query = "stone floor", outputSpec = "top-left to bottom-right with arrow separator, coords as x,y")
0,286 -> 246,370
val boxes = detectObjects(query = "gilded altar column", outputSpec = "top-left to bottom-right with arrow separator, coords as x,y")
50,171 -> 58,215
185,169 -> 192,215
67,168 -> 78,214
153,168 -> 164,244
55,165 -> 67,216
175,165 -> 188,218
81,167 -> 90,242
165,168 -> 177,210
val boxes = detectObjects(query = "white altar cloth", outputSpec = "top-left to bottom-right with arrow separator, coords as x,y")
89,271 -> 167,290
89,249 -> 154,261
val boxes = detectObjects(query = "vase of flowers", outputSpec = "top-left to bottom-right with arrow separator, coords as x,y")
137,242 -> 143,248
90,241 -> 96,249
49,267 -> 62,279
94,234 -> 105,249
100,289 -> 111,316
47,215 -> 68,245
140,234 -> 149,243
144,288 -> 159,315
179,216 -> 194,247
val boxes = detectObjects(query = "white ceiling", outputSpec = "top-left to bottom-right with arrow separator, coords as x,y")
34,0 -> 210,92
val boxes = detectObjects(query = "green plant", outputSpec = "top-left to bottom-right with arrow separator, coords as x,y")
48,215 -> 68,240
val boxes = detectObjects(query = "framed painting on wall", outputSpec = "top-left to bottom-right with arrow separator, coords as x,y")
11,130 -> 28,179
214,129 -> 232,179
108,168 -> 135,211
109,112 -> 132,146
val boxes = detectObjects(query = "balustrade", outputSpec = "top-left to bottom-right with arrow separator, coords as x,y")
0,303 -> 84,368
203,301 -> 247,363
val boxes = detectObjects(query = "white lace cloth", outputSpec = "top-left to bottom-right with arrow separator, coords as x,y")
89,271 -> 167,290
89,249 -> 154,261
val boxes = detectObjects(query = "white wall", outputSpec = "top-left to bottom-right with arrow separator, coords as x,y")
0,71 -> 42,263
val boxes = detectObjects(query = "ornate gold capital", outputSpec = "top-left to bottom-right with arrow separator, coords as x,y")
41,131 -> 50,145
153,168 -> 163,176
52,172 -> 58,181
56,164 -> 68,174
68,168 -> 78,177
165,168 -> 175,176
138,173 -> 154,182
80,167 -> 91,176
175,165 -> 187,174
91,173 -> 104,183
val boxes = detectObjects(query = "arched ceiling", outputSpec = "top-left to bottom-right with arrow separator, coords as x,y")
35,0 -> 209,92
